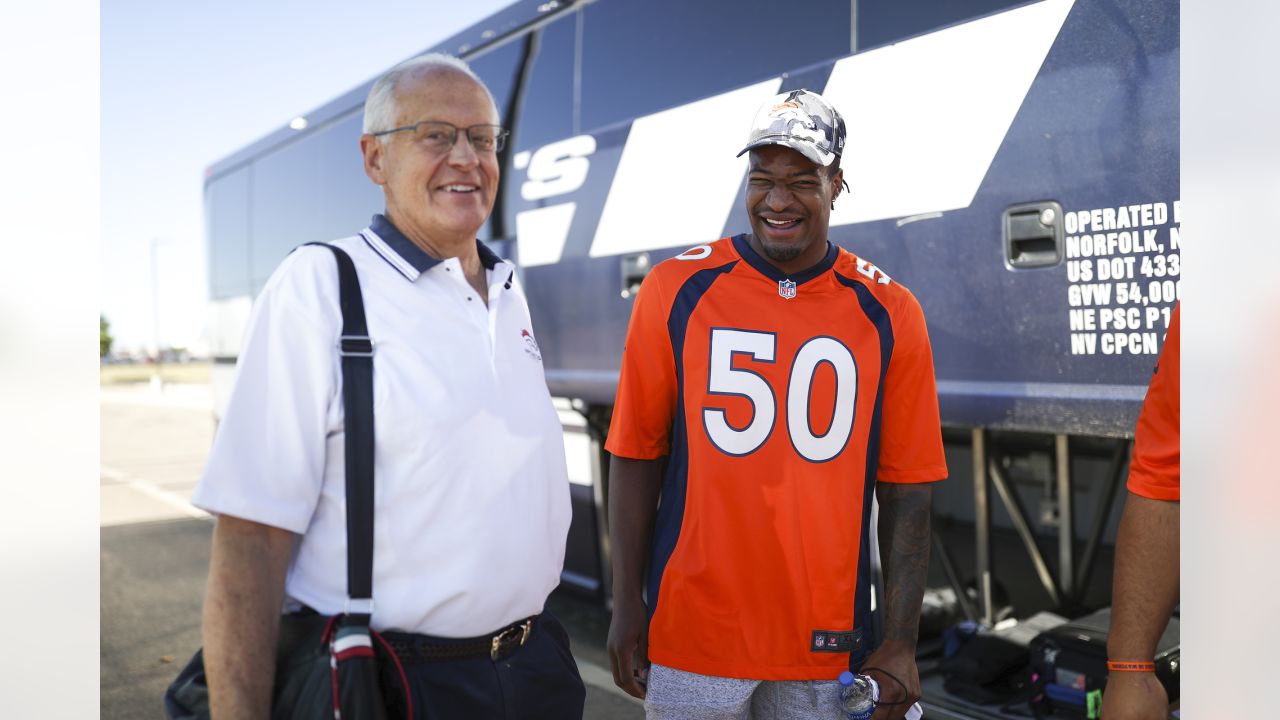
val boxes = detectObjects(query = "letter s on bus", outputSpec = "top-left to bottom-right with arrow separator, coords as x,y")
517,135 -> 597,201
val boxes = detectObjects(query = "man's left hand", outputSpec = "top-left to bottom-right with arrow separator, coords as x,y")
1098,671 -> 1168,720
861,640 -> 920,720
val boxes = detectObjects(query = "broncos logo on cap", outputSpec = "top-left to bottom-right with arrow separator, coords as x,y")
739,88 -> 846,165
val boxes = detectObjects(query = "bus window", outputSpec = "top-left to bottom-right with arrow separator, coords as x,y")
207,166 -> 251,300
467,36 -> 526,242
469,36 -> 525,128
579,0 -> 851,133
249,112 -> 381,292
856,0 -> 1031,51
512,12 -> 576,153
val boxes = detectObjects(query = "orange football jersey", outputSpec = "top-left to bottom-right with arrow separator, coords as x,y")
1127,303 -> 1180,501
606,235 -> 947,680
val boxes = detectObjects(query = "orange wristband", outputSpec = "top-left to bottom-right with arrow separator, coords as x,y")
1107,661 -> 1156,672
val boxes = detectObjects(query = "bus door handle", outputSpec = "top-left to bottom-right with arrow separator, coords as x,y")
1003,200 -> 1064,269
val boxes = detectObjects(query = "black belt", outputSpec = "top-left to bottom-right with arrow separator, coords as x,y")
382,616 -> 538,663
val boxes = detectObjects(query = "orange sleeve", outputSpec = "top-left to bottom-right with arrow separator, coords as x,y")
606,271 -> 679,460
1127,304 -> 1180,501
876,291 -> 948,484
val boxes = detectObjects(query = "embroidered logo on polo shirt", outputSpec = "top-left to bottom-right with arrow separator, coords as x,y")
521,329 -> 542,362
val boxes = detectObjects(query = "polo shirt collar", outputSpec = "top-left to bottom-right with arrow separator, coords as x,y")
363,213 -> 502,281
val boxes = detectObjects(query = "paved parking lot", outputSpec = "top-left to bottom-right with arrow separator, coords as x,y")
100,383 -> 642,719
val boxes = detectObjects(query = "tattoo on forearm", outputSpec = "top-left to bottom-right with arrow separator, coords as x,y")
877,483 -> 933,644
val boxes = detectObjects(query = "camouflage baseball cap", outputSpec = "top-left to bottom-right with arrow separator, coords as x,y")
736,89 -> 846,167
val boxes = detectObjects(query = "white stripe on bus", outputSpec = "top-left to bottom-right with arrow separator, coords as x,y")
588,77 -> 783,258
826,0 -> 1075,226
582,0 -> 1074,259
515,202 -> 577,268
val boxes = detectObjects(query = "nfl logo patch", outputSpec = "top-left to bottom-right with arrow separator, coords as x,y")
813,634 -> 825,648
778,279 -> 797,299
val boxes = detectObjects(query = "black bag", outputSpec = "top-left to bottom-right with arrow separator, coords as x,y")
164,244 -> 412,719
1028,607 -> 1180,718
939,611 -> 1067,705
165,614 -> 412,720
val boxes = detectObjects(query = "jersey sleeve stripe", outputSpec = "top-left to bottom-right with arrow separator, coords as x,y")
665,260 -> 740,366
835,273 -> 896,665
647,261 -> 738,617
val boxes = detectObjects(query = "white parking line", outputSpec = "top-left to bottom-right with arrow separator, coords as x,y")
100,383 -> 214,410
101,465 -> 209,523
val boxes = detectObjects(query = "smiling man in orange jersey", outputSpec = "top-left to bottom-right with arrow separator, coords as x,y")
606,89 -> 947,720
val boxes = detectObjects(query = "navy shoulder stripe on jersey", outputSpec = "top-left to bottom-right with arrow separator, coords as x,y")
647,260 -> 738,616
834,272 -> 896,669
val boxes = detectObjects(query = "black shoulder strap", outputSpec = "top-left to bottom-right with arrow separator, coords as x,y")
300,243 -> 375,619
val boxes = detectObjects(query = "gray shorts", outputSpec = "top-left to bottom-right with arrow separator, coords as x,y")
644,663 -> 847,720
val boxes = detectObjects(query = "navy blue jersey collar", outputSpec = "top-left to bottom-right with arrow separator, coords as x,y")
368,213 -> 501,278
732,233 -> 837,285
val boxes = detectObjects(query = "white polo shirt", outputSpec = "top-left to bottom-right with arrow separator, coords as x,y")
193,214 -> 571,637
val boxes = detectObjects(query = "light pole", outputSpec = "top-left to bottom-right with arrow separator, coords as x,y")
150,237 -> 164,391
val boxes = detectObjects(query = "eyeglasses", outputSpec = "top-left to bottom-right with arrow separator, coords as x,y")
371,120 -> 509,154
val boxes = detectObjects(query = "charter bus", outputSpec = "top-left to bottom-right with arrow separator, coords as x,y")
204,0 -> 1177,714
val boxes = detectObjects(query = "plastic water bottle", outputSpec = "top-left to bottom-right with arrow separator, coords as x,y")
837,671 -> 877,720
837,671 -> 927,720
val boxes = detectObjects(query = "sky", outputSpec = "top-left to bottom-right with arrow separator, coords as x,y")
101,0 -> 513,353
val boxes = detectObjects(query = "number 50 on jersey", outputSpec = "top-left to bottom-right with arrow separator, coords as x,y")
704,328 -> 857,463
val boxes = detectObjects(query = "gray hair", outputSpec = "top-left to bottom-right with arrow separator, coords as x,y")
362,53 -> 498,137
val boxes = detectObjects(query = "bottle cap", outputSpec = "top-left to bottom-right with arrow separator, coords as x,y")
838,670 -> 855,686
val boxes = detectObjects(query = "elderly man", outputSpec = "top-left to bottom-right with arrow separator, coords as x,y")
193,54 -> 584,719
606,89 -> 946,720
